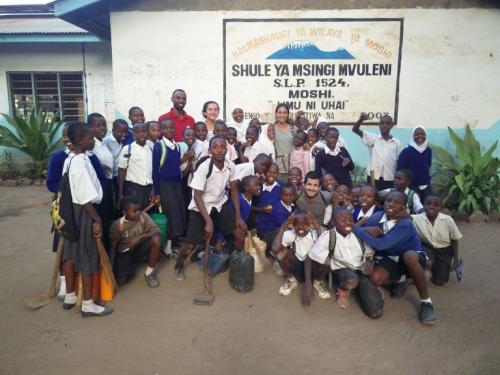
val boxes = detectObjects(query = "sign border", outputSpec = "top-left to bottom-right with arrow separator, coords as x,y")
223,18 -> 404,125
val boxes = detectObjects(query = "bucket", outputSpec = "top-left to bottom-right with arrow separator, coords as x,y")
150,212 -> 167,246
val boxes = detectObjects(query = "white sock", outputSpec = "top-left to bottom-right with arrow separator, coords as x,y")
58,276 -> 66,296
64,292 -> 76,304
82,299 -> 105,313
163,240 -> 172,255
145,266 -> 154,276
421,297 -> 432,304
398,275 -> 407,283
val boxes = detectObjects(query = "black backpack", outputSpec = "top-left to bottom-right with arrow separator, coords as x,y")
194,156 -> 215,179
50,157 -> 79,241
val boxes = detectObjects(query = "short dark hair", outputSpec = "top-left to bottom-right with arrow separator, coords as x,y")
112,119 -> 128,130
121,196 -> 141,211
424,192 -> 443,205
387,190 -> 408,205
67,121 -> 90,144
332,207 -> 351,220
241,175 -> 258,189
87,112 -> 105,125
281,182 -> 296,193
325,127 -> 339,136
172,88 -> 186,97
195,121 -> 207,129
133,122 -> 147,131
160,118 -> 174,128
304,171 -> 321,184
128,106 -> 143,116
397,168 -> 414,182
209,136 -> 226,147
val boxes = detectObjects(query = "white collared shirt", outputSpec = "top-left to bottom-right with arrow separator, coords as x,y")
324,144 -> 341,156
91,137 -> 114,179
381,187 -> 423,214
188,158 -> 237,213
412,212 -> 462,249
146,139 -> 156,152
280,200 -> 293,213
162,137 -> 177,150
357,205 -> 376,221
193,139 -> 209,158
262,181 -> 278,193
103,134 -> 124,177
118,142 -> 153,186
362,132 -> 401,180
234,162 -> 255,181
309,229 -> 369,270
243,142 -> 267,162
378,213 -> 398,262
63,153 -> 103,204
282,229 -> 318,261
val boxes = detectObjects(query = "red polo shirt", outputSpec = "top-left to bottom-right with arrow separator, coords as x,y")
158,108 -> 195,142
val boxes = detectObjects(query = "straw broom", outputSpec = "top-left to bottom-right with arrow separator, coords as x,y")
48,236 -> 65,298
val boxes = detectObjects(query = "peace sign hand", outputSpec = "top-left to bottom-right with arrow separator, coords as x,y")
339,155 -> 351,167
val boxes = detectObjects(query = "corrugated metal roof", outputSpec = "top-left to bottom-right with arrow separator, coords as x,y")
0,16 -> 90,34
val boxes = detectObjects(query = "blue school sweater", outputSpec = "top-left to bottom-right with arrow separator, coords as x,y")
46,150 -> 107,193
314,147 -> 354,187
152,140 -> 182,195
352,206 -> 383,223
396,146 -> 432,189
256,182 -> 282,208
352,211 -> 422,256
215,194 -> 252,241
257,201 -> 294,233
123,128 -> 134,146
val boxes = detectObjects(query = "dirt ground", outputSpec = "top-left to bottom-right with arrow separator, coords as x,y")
0,186 -> 499,375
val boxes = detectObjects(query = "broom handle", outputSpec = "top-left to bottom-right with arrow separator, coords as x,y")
48,236 -> 65,298
203,237 -> 211,292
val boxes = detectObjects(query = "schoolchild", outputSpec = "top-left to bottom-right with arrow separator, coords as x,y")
213,122 -> 238,162
256,182 -> 297,254
192,121 -> 209,159
146,120 -> 161,151
287,167 -> 304,194
323,184 -> 353,226
272,211 -> 328,298
110,196 -> 161,287
118,122 -> 153,210
412,193 -> 462,286
315,127 -> 354,188
178,127 -> 197,207
350,185 -> 362,209
289,131 -> 311,175
397,126 -> 432,199
152,119 -> 187,249
296,171 -> 331,230
88,113 -> 114,246
382,169 -> 424,214
228,105 -> 248,142
124,106 -> 145,145
353,185 -> 383,224
60,121 -> 112,317
352,112 -> 401,190
352,191 -> 437,325
305,207 -> 383,318
173,137 -> 247,281
103,119 -> 129,204
307,128 -> 319,171
321,173 -> 337,194
234,153 -> 272,184
242,126 -> 267,163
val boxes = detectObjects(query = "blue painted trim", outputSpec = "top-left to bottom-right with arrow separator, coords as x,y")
53,0 -> 104,17
0,34 -> 103,43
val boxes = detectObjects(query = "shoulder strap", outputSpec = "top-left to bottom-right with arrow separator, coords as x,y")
159,140 -> 167,169
407,190 -> 415,212
328,228 -> 337,258
206,158 -> 214,179
319,191 -> 328,205
125,143 -> 132,169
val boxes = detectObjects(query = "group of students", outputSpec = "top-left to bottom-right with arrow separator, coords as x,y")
46,89 -> 463,324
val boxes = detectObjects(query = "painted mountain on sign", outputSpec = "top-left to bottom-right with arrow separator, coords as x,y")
267,40 -> 355,60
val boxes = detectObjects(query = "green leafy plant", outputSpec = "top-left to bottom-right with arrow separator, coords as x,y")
0,109 -> 63,179
431,125 -> 500,215
352,164 -> 366,185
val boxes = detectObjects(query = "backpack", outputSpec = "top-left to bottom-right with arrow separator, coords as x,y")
328,228 -> 366,260
159,140 -> 180,169
50,157 -> 79,241
194,156 -> 215,179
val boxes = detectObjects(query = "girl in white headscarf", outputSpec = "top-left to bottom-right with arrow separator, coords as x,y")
396,126 -> 432,198
227,105 -> 249,142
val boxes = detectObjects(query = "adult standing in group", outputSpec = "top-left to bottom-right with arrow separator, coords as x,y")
158,89 -> 195,142
202,101 -> 220,139
273,103 -> 294,179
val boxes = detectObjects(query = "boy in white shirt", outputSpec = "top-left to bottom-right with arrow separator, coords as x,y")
352,112 -> 401,190
117,122 -> 153,210
271,211 -> 330,298
173,136 -> 247,281
241,126 -> 268,163
305,207 -> 383,319
412,193 -> 463,285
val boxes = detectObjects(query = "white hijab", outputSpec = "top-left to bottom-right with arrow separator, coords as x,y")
228,105 -> 248,141
258,124 -> 276,160
409,126 -> 428,153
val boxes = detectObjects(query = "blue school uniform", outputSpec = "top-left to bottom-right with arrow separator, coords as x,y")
257,200 -> 294,233
314,146 -> 354,188
123,127 -> 134,146
352,206 -> 383,224
152,140 -> 182,195
352,211 -> 422,256
396,146 -> 432,190
46,150 -> 107,193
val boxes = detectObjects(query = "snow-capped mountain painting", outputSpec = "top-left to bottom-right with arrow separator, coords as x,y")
267,40 -> 355,60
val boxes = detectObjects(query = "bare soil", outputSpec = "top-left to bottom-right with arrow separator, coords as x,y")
1,186 -> 499,375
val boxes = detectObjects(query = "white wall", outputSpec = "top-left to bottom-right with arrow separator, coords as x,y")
109,8 -> 500,130
0,42 -> 114,122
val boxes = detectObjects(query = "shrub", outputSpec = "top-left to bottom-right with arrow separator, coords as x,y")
431,125 -> 500,215
0,109 -> 63,179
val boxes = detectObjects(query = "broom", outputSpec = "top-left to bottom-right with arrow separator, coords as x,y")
193,236 -> 215,305
96,236 -> 117,291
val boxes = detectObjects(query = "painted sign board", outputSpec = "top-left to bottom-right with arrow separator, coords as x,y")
223,18 -> 403,125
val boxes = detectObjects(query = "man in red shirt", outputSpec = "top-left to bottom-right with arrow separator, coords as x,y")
158,89 -> 195,142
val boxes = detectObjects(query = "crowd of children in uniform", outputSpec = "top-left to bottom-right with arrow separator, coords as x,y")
47,89 -> 463,324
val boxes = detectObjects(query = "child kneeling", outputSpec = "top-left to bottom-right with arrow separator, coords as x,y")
110,196 -> 161,288
305,208 -> 383,319
271,211 -> 331,299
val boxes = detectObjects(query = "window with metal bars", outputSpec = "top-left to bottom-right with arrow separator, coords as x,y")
7,72 -> 85,122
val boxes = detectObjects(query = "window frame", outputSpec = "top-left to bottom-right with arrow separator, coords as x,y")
6,71 -> 87,122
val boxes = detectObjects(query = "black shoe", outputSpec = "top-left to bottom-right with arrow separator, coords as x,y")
62,302 -> 76,310
419,302 -> 437,325
81,306 -> 113,317
145,272 -> 159,288
390,282 -> 407,299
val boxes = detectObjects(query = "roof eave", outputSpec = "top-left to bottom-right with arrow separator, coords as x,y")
54,0 -> 110,40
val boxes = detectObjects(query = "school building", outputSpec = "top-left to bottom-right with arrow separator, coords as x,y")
1,0 -> 499,166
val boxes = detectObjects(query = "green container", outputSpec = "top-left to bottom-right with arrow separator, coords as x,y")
150,213 -> 167,246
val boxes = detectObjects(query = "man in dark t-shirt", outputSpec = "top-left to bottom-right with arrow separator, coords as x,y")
157,89 -> 195,142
